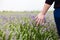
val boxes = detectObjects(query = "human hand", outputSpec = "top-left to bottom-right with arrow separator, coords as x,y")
35,13 -> 45,26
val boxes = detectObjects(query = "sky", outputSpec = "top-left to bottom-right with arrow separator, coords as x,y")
0,0 -> 54,11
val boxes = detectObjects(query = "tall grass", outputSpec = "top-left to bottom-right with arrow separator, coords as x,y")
0,17 -> 58,40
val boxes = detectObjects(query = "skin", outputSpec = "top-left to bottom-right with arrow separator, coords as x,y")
35,3 -> 51,26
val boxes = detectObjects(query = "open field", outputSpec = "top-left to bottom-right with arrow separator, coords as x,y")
0,11 -> 59,40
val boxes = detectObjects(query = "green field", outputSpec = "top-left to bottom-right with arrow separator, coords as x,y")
0,11 -> 59,40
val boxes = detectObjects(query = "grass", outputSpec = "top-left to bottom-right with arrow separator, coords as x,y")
0,11 -> 59,40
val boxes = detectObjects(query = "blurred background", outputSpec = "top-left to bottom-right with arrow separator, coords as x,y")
0,0 -> 54,11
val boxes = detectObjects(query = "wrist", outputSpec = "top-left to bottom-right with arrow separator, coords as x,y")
40,12 -> 46,15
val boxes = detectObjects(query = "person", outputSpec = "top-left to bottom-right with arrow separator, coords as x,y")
35,0 -> 60,37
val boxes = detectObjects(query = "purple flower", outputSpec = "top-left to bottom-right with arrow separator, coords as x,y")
9,16 -> 15,21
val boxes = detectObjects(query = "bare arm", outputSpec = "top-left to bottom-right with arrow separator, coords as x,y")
35,3 -> 51,26
41,3 -> 51,15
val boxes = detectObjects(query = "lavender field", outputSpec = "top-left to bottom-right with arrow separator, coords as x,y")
0,11 -> 59,40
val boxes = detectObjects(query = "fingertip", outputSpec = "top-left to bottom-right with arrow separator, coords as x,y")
36,20 -> 40,27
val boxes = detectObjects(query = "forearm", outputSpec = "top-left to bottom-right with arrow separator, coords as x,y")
41,3 -> 51,15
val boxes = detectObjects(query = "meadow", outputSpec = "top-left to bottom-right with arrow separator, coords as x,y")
0,11 -> 59,40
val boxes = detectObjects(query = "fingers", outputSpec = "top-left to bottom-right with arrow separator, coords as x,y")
35,16 -> 40,26
36,19 -> 40,26
35,17 -> 45,26
35,16 -> 38,20
35,18 -> 39,23
40,19 -> 44,24
40,19 -> 44,25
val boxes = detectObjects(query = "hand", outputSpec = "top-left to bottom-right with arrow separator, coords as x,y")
35,13 -> 45,26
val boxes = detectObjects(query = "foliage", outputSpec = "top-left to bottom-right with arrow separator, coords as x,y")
0,17 -> 58,40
